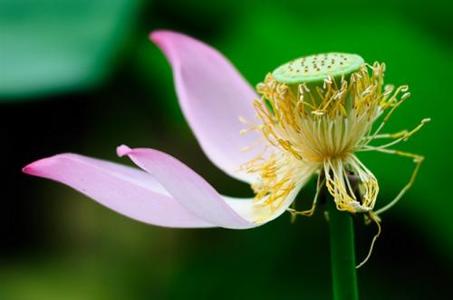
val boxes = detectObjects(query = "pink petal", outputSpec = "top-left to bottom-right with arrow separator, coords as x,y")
117,145 -> 260,229
150,30 -> 262,183
23,154 -> 214,228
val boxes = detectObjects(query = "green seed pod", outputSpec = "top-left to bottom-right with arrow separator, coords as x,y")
272,53 -> 364,85
271,53 -> 365,112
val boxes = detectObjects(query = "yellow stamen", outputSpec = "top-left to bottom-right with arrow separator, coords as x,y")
241,55 -> 427,229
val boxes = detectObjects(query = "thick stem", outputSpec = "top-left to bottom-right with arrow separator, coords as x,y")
327,197 -> 359,300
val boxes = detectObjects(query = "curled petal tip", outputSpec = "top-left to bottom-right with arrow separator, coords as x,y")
22,163 -> 33,175
116,145 -> 132,157
149,30 -> 167,44
149,30 -> 181,44
22,157 -> 54,176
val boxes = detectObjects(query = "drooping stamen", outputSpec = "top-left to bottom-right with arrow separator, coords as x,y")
288,173 -> 325,218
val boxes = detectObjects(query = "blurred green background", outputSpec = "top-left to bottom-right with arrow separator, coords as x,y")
1,0 -> 452,299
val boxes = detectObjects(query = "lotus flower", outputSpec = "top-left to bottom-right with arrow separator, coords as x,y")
23,31 -> 428,230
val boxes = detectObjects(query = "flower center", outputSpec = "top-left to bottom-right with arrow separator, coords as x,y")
255,53 -> 383,164
242,52 -> 427,225
243,53 -> 394,219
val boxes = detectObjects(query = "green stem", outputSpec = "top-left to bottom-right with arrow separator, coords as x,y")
327,197 -> 359,300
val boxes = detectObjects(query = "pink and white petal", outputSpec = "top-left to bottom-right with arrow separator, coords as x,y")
221,196 -> 294,225
150,30 -> 262,183
23,154 -> 214,228
117,145 -> 265,229
116,145 -> 311,228
222,196 -> 257,223
224,185 -> 300,225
